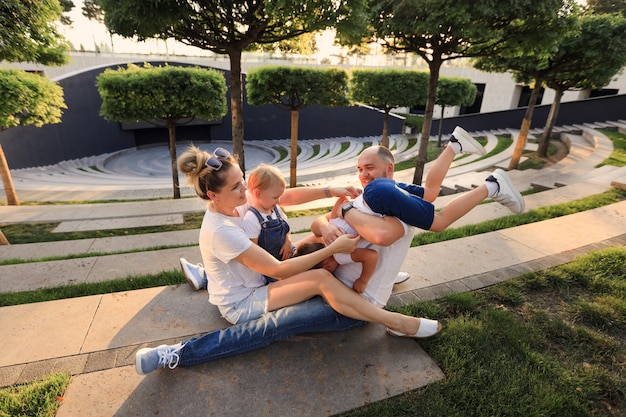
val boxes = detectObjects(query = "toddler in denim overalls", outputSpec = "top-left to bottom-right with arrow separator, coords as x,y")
241,165 -> 296,284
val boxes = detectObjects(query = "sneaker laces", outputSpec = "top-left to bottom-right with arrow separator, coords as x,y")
195,263 -> 205,275
158,343 -> 185,369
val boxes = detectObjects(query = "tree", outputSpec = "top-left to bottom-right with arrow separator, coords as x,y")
96,0 -> 368,175
0,0 -> 70,65
246,66 -> 349,188
473,3 -> 579,168
586,0 -> 626,16
538,13 -> 626,157
0,69 -> 66,206
252,33 -> 319,56
96,64 -> 228,199
349,69 -> 428,148
369,0 -> 570,184
435,77 -> 477,147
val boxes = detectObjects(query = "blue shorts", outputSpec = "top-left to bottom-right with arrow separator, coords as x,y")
363,178 -> 435,230
218,285 -> 269,324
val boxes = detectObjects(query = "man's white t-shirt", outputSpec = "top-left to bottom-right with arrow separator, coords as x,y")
332,195 -> 415,308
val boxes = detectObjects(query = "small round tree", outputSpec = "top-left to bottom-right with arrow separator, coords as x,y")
246,66 -> 349,188
435,77 -> 477,147
349,69 -> 428,148
0,69 -> 66,207
96,64 -> 227,198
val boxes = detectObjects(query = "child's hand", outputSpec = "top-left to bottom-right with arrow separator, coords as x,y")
330,186 -> 362,199
330,196 -> 348,219
353,278 -> 367,293
279,239 -> 293,260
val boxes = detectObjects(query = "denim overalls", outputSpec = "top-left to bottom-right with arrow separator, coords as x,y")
247,206 -> 292,260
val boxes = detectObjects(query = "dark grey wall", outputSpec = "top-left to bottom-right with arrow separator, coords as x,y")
1,61 -> 403,169
432,93 -> 626,136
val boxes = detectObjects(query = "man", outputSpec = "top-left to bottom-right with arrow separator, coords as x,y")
136,127 -> 523,374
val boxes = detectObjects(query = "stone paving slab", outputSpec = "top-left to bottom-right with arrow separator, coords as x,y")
52,214 -> 184,233
56,325 -> 444,417
0,295 -> 101,367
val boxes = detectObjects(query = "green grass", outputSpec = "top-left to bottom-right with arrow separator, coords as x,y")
0,372 -> 70,417
2,188 -> 624,306
598,129 -> 626,168
0,212 -> 206,245
412,188 -> 626,246
0,270 -> 185,307
338,246 -> 626,417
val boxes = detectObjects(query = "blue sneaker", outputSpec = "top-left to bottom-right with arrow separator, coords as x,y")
179,258 -> 208,291
135,343 -> 185,375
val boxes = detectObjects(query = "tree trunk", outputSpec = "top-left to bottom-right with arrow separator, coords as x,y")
437,105 -> 446,148
290,110 -> 299,188
229,49 -> 246,175
0,229 -> 9,245
509,77 -> 543,169
0,144 -> 19,206
168,123 -> 181,199
413,58 -> 441,185
381,110 -> 389,148
539,88 -> 564,157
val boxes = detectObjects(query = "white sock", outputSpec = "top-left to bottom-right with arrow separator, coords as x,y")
448,140 -> 462,155
485,179 -> 499,198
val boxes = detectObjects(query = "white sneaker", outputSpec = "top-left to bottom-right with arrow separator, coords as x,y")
179,258 -> 207,291
450,126 -> 486,156
486,169 -> 525,214
394,272 -> 410,284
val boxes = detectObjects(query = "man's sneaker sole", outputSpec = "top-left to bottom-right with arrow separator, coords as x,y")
452,126 -> 486,156
491,169 -> 525,214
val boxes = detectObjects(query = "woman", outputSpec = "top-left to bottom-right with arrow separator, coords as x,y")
135,145 -> 441,375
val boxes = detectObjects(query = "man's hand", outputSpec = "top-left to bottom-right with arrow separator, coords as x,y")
353,278 -> 367,293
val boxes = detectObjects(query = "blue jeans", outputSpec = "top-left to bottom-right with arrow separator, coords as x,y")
178,297 -> 365,367
363,177 -> 435,230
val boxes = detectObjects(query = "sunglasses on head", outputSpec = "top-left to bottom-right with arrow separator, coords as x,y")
205,147 -> 231,171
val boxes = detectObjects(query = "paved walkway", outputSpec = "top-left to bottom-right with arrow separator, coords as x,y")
1,130 -> 626,416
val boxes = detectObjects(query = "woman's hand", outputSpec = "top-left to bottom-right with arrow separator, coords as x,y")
330,186 -> 362,199
328,234 -> 359,254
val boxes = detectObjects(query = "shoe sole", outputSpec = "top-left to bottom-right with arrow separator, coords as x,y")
453,126 -> 486,156
135,347 -> 152,375
394,274 -> 410,284
179,259 -> 201,291
493,169 -> 525,213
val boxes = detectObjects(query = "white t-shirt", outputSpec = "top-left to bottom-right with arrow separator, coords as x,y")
199,209 -> 267,307
332,195 -> 415,308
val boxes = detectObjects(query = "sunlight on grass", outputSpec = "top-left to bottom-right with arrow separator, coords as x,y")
0,372 -> 70,417
340,246 -> 626,417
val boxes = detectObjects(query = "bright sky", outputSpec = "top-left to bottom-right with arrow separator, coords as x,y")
58,0 -> 340,58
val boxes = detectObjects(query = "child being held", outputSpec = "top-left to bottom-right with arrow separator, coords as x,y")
296,235 -> 378,294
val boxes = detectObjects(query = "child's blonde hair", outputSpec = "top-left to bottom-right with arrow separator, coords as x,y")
247,164 -> 286,192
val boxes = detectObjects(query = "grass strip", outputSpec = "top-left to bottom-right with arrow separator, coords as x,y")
0,372 -> 70,417
0,270 -> 185,307
339,246 -> 626,417
412,187 -> 625,246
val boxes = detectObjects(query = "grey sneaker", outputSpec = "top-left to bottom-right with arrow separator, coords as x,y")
394,272 -> 410,284
135,343 -> 185,375
180,258 -> 207,291
450,126 -> 486,156
486,169 -> 525,214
